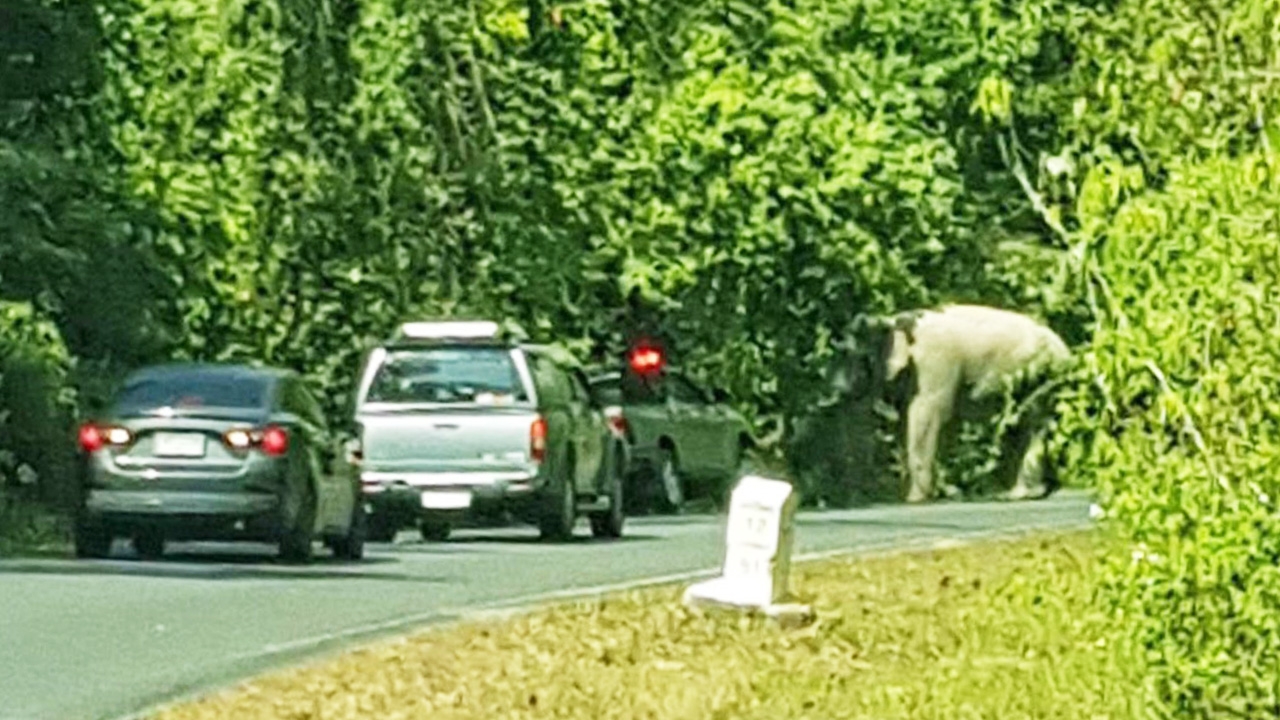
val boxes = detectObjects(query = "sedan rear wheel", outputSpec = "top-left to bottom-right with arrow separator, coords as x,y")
279,482 -> 316,564
73,516 -> 111,559
133,530 -> 165,561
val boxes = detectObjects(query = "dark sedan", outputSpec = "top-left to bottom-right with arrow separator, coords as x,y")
74,363 -> 365,563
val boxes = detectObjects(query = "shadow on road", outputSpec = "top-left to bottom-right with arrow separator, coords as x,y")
625,514 -> 725,524
796,516 -> 970,531
382,531 -> 665,550
0,552 -> 449,584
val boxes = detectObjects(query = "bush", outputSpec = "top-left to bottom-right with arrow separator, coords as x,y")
1059,153 -> 1280,715
0,301 -> 77,551
66,0 -> 1083,433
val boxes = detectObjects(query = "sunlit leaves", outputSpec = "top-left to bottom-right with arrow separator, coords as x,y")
1061,150 -> 1280,715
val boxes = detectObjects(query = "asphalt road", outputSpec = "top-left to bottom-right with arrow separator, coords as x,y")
0,490 -> 1093,720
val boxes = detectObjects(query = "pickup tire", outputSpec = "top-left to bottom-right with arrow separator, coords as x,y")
332,500 -> 367,560
419,518 -> 451,542
652,447 -> 684,515
539,458 -> 577,542
367,512 -> 398,543
590,443 -> 625,539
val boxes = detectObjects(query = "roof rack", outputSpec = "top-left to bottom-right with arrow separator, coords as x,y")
386,318 -> 527,346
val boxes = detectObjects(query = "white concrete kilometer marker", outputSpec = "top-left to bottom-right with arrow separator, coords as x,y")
682,475 -> 814,624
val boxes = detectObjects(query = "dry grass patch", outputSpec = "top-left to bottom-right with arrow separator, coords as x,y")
153,529 -> 1140,720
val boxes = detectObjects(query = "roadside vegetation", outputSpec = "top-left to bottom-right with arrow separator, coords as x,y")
3,0 -> 1277,713
148,530 -> 1141,720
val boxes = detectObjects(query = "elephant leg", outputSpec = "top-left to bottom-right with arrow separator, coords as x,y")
996,411 -> 1050,501
1008,430 -> 1050,500
904,391 -> 950,503
937,422 -> 964,500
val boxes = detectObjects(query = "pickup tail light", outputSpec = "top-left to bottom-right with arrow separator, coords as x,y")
222,425 -> 289,456
345,440 -> 364,466
605,410 -> 628,438
78,423 -> 134,453
530,416 -> 547,463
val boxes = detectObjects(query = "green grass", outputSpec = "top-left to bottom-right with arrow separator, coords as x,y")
151,529 -> 1141,720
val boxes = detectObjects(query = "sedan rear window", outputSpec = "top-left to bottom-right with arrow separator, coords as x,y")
113,375 -> 268,412
366,347 -> 528,404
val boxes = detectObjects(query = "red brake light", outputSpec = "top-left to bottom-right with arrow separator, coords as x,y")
79,423 -> 133,453
261,426 -> 289,456
628,346 -> 664,375
606,411 -> 628,437
78,424 -> 104,453
530,416 -> 547,463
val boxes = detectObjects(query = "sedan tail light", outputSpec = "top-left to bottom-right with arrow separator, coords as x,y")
260,426 -> 289,456
530,416 -> 547,464
78,423 -> 133,453
221,425 -> 290,456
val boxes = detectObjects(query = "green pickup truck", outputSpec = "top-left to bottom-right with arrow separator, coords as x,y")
587,362 -> 754,515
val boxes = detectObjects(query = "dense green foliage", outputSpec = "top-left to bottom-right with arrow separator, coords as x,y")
1079,154 -> 1280,717
1046,0 -> 1280,714
7,0 -> 1082,422
6,0 -> 1280,713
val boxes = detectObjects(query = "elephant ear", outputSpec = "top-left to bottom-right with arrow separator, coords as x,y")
882,311 -> 921,381
884,329 -> 912,380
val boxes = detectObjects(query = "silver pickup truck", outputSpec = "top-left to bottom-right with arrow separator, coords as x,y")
348,320 -> 625,543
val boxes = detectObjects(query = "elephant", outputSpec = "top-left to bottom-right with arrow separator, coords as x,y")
788,304 -> 1073,504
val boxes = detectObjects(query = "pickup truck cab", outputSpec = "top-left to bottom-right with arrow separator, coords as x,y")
350,320 -> 625,542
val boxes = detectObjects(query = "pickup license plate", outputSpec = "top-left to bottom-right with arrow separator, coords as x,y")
420,491 -> 472,510
152,432 -> 207,458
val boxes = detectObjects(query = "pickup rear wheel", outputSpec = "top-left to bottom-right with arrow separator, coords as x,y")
419,518 -> 451,542
652,447 -> 684,515
539,463 -> 577,542
366,509 -> 398,543
590,444 -> 625,540
332,500 -> 367,560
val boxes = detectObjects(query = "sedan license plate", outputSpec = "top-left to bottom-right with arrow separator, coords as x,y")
420,491 -> 472,510
152,432 -> 207,458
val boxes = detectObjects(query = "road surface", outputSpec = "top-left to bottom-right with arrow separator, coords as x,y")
0,490 -> 1093,720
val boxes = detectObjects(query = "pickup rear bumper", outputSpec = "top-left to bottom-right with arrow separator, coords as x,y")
360,472 -> 542,525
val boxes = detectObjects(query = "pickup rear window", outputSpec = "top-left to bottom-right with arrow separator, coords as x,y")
588,378 -> 623,406
366,347 -> 529,404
